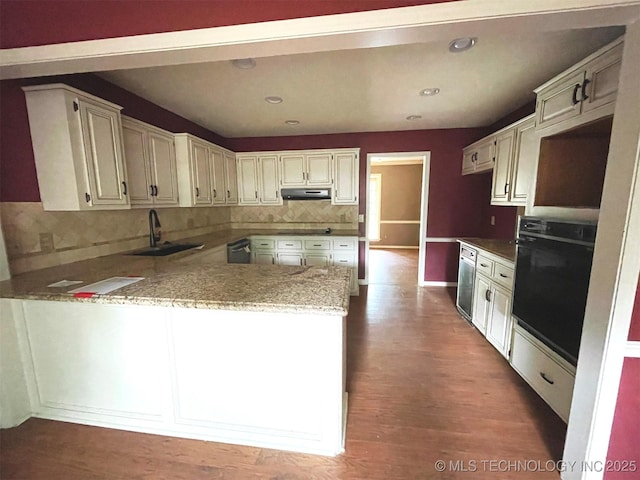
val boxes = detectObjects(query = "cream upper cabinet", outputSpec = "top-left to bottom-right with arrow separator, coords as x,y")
333,151 -> 359,205
209,148 -> 238,205
461,136 -> 494,175
490,129 -> 515,203
224,152 -> 239,204
237,155 -> 260,205
210,148 -> 227,205
535,36 -> 623,132
122,116 -> 178,207
23,84 -> 130,211
257,155 -> 282,205
238,154 -> 282,205
491,115 -> 536,206
175,134 -> 214,206
280,152 -> 332,187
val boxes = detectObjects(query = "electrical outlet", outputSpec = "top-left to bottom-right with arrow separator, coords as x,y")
490,215 -> 496,226
358,214 -> 364,223
39,232 -> 54,253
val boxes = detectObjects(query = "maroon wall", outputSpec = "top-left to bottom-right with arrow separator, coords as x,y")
229,129 -> 489,282
0,74 -> 229,202
605,357 -> 640,479
0,0 -> 457,49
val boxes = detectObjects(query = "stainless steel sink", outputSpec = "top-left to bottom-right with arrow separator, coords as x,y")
129,243 -> 202,257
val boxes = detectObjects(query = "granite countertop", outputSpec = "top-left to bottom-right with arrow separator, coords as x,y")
457,238 -> 517,263
0,229 -> 357,316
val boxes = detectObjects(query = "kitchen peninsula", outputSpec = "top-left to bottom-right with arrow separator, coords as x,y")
0,235 -> 352,456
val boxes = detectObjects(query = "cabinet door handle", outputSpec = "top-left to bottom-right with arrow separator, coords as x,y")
195,187 -> 200,198
276,190 -> 279,198
153,185 -> 158,196
213,189 -> 217,198
300,258 -> 303,266
255,191 -> 258,199
150,185 -> 154,196
85,192 -> 91,203
581,78 -> 591,101
122,181 -> 127,195
539,372 -> 555,385
572,83 -> 581,105
227,190 -> 230,198
504,182 -> 509,195
485,289 -> 491,302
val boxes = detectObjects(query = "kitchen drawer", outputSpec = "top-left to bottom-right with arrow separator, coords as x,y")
332,239 -> 357,250
277,239 -> 303,250
252,239 -> 275,250
511,329 -> 575,422
333,252 -> 356,267
493,263 -> 514,289
476,256 -> 494,277
305,239 -> 331,250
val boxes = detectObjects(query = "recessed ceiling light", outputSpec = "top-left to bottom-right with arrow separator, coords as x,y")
285,120 -> 300,125
265,96 -> 283,104
231,58 -> 256,69
448,37 -> 477,53
406,115 -> 422,121
419,88 -> 440,97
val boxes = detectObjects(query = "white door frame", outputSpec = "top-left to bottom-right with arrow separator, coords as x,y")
364,152 -> 430,286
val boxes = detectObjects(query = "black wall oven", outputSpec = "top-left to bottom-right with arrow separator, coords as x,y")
513,217 -> 597,366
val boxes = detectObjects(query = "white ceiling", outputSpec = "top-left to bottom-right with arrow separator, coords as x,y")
98,27 -> 622,138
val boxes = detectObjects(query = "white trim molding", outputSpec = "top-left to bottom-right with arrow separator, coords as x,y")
421,281 -> 457,287
379,220 -> 420,224
425,237 -> 459,243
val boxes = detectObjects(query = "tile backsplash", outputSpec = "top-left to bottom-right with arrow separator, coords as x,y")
0,201 -> 357,275
0,203 -> 230,274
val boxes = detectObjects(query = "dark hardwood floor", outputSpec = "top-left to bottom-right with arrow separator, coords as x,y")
0,250 -> 566,479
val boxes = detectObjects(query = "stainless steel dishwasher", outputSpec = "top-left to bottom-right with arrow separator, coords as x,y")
227,238 -> 251,264
456,245 -> 477,322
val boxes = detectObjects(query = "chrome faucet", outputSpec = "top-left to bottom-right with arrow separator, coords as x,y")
148,209 -> 162,248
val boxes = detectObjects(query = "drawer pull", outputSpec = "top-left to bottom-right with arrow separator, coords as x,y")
260,243 -> 269,246
539,372 -> 555,385
480,263 -> 489,267
313,244 -> 322,246
499,273 -> 508,278
339,244 -> 348,247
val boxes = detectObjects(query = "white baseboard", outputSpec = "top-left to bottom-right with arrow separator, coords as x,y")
419,281 -> 457,287
369,245 -> 419,249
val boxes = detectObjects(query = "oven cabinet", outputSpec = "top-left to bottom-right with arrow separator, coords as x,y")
510,325 -> 576,422
470,252 -> 515,359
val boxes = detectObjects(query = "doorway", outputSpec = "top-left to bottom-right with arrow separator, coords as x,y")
365,152 -> 430,285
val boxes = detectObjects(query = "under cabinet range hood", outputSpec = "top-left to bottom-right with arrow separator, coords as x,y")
281,188 -> 331,200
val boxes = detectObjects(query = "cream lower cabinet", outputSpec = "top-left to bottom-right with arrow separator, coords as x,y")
122,116 -> 179,207
23,84 -> 130,211
491,115 -> 537,206
251,236 -> 359,295
510,326 -> 576,422
471,251 -> 514,359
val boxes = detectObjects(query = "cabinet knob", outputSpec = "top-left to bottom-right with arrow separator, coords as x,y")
485,289 -> 492,302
